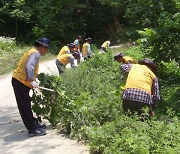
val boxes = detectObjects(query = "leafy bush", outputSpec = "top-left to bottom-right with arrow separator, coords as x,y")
137,2 -> 180,65
32,47 -> 180,153
157,60 -> 180,116
32,50 -> 123,131
86,115 -> 180,154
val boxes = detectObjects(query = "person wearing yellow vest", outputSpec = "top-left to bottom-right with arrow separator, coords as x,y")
12,37 -> 50,137
74,35 -> 81,52
82,37 -> 92,60
114,52 -> 135,81
114,52 -> 135,64
101,40 -> 111,52
55,52 -> 80,75
121,58 -> 160,118
57,43 -> 75,57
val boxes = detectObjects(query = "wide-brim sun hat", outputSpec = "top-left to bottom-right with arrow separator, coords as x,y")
34,37 -> 51,48
114,53 -> 124,61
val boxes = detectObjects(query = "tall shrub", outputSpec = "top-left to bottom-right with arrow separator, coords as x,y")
137,1 -> 180,64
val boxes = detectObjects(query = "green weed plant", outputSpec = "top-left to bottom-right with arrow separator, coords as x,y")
32,47 -> 180,154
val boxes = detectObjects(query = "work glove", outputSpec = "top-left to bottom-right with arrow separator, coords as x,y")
30,81 -> 39,88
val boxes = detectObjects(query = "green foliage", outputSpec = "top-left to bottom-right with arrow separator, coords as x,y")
0,36 -> 30,74
125,0 -> 176,27
0,0 -> 128,44
0,0 -> 179,47
0,0 -> 34,38
157,60 -> 180,116
86,115 -> 180,154
32,47 -> 180,153
31,0 -> 82,44
32,50 -> 123,132
137,1 -> 180,64
32,73 -> 60,124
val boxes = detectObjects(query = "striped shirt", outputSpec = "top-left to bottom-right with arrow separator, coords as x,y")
121,63 -> 160,105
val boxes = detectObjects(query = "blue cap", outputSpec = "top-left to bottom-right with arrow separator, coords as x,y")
35,37 -> 50,48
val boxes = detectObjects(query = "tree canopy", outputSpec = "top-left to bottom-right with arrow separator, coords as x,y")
0,0 -> 179,64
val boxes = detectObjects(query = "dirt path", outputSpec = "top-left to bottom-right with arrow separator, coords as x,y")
0,60 -> 89,154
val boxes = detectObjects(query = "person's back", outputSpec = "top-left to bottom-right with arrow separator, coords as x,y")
58,46 -> 70,57
101,41 -> 110,52
57,54 -> 73,66
125,64 -> 155,94
121,58 -> 160,117
82,42 -> 88,57
55,52 -> 80,75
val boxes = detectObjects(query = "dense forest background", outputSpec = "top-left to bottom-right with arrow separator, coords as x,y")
0,0 -> 179,63
0,0 -> 178,53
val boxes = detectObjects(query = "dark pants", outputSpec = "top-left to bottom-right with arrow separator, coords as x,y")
122,100 -> 152,116
12,78 -> 37,131
55,59 -> 64,75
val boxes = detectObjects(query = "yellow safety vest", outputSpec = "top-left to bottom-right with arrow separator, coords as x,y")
125,64 -> 156,94
57,46 -> 69,57
82,42 -> 89,56
57,54 -> 73,66
12,48 -> 39,88
123,56 -> 135,64
101,41 -> 110,49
